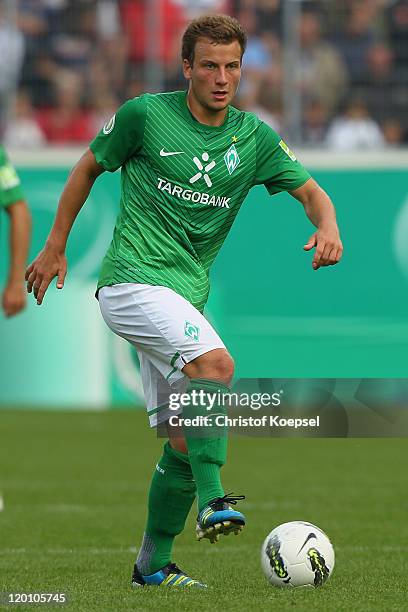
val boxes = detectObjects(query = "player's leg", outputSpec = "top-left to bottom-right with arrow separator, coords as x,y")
98,283 -> 245,584
99,287 -> 202,586
135,441 -> 194,570
182,349 -> 233,504
167,402 -> 245,544
99,283 -> 246,531
131,358 -> 201,585
182,347 -> 234,385
134,441 -> 202,584
176,352 -> 245,542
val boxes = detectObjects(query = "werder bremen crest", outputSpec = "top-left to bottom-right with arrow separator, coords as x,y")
184,321 -> 200,342
224,144 -> 240,175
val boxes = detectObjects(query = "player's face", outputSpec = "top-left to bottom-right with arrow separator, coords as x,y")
183,38 -> 242,122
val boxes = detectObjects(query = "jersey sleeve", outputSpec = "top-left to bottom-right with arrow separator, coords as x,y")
0,146 -> 25,209
89,96 -> 148,172
253,122 -> 311,195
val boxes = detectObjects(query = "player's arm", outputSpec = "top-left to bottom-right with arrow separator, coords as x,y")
2,200 -> 31,317
26,149 -> 104,305
253,123 -> 343,271
26,97 -> 147,305
289,178 -> 343,270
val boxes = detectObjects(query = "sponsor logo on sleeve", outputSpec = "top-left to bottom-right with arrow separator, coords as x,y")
279,139 -> 297,161
103,115 -> 116,135
0,164 -> 20,190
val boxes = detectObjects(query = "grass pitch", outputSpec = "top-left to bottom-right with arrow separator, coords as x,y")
0,410 -> 406,611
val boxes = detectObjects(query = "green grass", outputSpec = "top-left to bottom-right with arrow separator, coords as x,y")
0,410 -> 407,611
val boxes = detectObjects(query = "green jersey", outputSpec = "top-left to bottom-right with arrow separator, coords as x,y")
0,145 -> 25,210
90,91 -> 310,312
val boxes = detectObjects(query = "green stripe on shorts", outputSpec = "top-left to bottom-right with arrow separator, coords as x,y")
166,351 -> 181,381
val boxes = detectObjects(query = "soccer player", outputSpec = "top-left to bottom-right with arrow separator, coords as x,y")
26,15 -> 343,588
0,144 -> 31,317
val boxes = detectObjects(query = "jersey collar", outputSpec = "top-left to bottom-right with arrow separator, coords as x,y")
179,90 -> 230,132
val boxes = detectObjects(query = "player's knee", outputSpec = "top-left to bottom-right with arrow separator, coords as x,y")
184,349 -> 235,385
169,436 -> 188,454
210,352 -> 234,385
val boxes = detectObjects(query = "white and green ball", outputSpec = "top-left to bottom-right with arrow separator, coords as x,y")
261,521 -> 335,588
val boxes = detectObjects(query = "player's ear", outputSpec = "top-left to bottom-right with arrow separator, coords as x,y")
182,58 -> 193,80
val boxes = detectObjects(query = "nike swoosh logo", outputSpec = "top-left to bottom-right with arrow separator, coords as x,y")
297,532 -> 317,555
160,148 -> 184,157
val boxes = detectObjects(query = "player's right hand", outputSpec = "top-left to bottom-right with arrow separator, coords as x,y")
25,245 -> 67,305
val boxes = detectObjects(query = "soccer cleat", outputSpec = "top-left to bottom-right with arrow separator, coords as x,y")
196,493 -> 246,543
131,562 -> 207,588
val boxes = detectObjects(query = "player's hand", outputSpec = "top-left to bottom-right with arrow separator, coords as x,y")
303,225 -> 343,270
2,281 -> 26,317
26,245 -> 67,305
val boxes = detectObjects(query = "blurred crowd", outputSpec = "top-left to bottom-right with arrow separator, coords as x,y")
1,0 -> 408,148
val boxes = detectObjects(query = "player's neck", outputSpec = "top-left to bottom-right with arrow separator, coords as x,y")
186,91 -> 228,127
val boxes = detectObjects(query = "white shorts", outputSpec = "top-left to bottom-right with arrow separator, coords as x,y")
98,283 -> 226,427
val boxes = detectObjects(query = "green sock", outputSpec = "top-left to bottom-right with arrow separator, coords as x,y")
136,441 -> 196,575
183,378 -> 229,511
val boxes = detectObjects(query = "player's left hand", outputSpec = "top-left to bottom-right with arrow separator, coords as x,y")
303,226 -> 343,270
26,244 -> 67,305
2,281 -> 26,317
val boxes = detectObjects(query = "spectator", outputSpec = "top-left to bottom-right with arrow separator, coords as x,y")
302,99 -> 330,146
120,0 -> 187,83
4,89 -> 45,149
25,51 -> 58,108
355,43 -> 408,135
237,88 -> 281,133
4,0 -> 408,150
255,0 -> 282,36
173,0 -> 228,18
382,118 -> 406,145
17,0 -> 49,86
331,2 -> 378,83
90,91 -> 120,135
326,98 -> 385,150
386,0 -> 408,72
48,3 -> 97,76
124,78 -> 146,101
0,4 -> 25,134
237,9 -> 275,100
96,0 -> 128,94
297,11 -> 348,115
36,70 -> 94,144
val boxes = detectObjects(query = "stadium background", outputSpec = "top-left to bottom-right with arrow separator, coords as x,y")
1,3 -> 408,610
1,0 -> 408,408
1,150 -> 408,408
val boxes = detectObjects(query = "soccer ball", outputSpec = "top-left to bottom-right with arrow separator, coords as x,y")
261,521 -> 335,588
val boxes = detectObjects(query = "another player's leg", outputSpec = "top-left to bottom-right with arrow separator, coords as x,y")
181,352 -> 246,543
